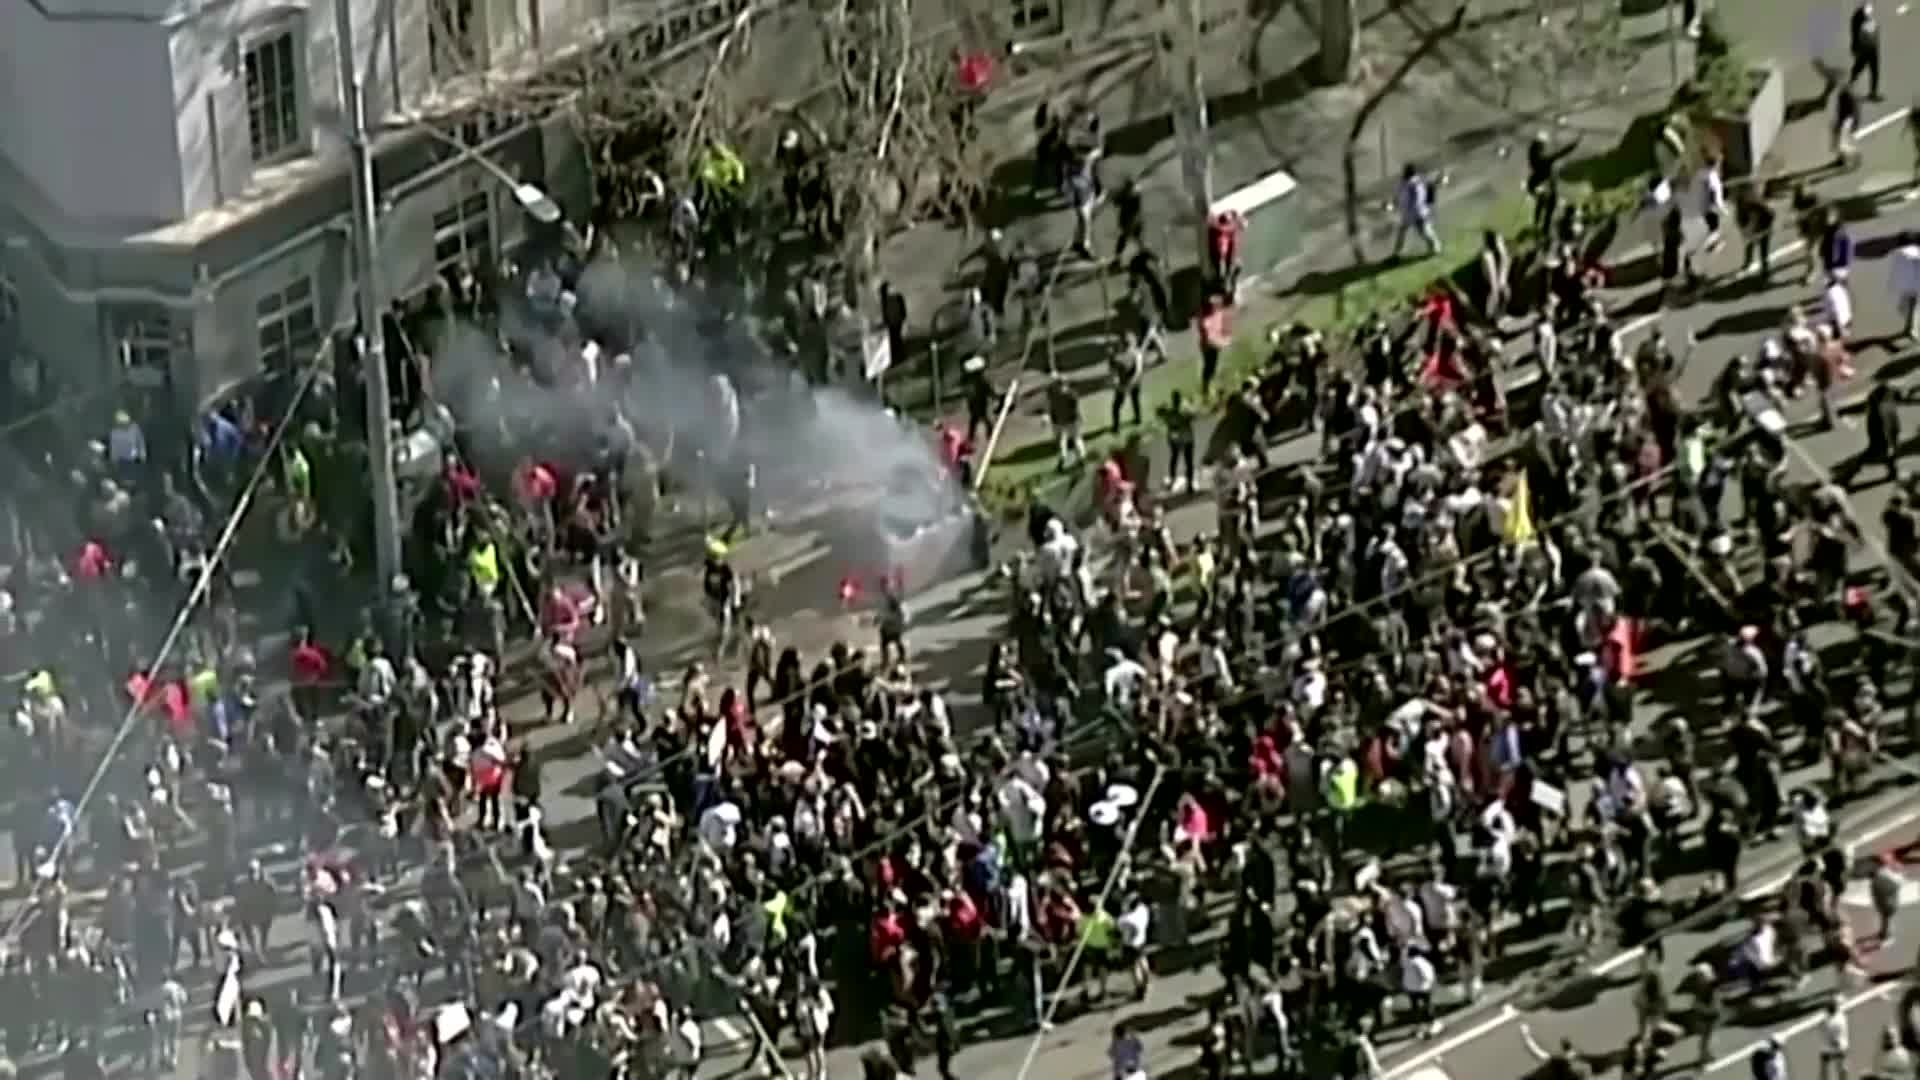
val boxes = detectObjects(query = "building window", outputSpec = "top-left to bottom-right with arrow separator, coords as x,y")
110,306 -> 175,390
257,278 -> 320,372
429,0 -> 483,79
1009,0 -> 1054,30
433,190 -> 493,274
243,30 -> 304,163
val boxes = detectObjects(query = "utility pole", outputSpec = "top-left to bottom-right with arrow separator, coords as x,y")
334,0 -> 404,594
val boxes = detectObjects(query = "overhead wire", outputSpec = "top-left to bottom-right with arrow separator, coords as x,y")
0,335 -> 334,944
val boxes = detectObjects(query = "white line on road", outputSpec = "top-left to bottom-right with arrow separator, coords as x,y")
1381,1005 -> 1520,1080
1616,106 -> 1913,342
1377,798 -> 1920,1079
1704,981 -> 1902,1073
1585,805 -> 1920,980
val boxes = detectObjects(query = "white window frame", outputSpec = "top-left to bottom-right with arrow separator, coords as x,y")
433,186 -> 495,275
242,26 -> 307,165
1009,0 -> 1056,32
428,0 -> 486,81
257,277 -> 321,372
110,306 -> 176,390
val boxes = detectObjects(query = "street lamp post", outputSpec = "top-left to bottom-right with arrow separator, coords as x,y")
335,0 -> 404,598
334,1 -> 569,604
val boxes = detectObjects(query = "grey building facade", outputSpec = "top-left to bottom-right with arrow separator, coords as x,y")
0,0 -> 662,429
0,0 -> 1077,432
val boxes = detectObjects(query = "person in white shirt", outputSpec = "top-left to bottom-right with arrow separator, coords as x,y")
1533,303 -> 1560,379
1700,155 -> 1728,252
1401,947 -> 1442,1037
1892,233 -> 1920,340
1117,893 -> 1153,999
1820,997 -> 1850,1080
1826,278 -> 1856,339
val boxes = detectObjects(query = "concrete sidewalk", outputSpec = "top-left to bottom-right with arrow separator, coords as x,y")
936,0 -> 1691,505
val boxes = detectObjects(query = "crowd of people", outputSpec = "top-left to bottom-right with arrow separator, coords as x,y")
4,23 -> 1920,1080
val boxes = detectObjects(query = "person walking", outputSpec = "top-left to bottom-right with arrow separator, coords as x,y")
1851,2 -> 1882,101
1198,293 -> 1232,396
1892,233 -> 1920,340
1835,80 -> 1862,168
1161,391 -> 1197,493
1738,183 -> 1776,281
1699,154 -> 1728,253
1047,376 -> 1086,470
1393,164 -> 1441,258
1869,851 -> 1906,945
1820,997 -> 1852,1080
1108,335 -> 1145,432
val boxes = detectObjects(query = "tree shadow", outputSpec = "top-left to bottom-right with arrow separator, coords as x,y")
1101,54 -> 1324,161
1696,303 -> 1793,340
1341,4 -> 1471,263
1562,109 -> 1666,193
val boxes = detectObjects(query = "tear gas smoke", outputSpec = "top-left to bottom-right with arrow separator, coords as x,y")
428,255 -> 962,563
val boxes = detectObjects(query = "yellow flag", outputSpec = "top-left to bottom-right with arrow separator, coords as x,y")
1504,471 -> 1538,545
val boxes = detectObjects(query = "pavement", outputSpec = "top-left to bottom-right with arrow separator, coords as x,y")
1400,802 -> 1920,1080
878,0 -> 1682,433
24,4 -> 1920,1080
961,0 -> 1920,507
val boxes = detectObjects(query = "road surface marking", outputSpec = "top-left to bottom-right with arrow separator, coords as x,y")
1586,804 -> 1920,979
711,1016 -> 748,1047
1377,802 -> 1920,1073
1381,1005 -> 1518,1080
1616,106 -> 1914,343
1705,981 -> 1900,1073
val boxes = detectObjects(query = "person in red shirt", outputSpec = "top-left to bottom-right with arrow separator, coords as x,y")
1096,456 -> 1135,526
289,627 -> 331,722
161,680 -> 193,741
444,455 -> 482,507
943,888 -> 985,996
1197,294 -> 1233,396
75,540 -> 111,580
869,905 -> 907,965
1207,210 -> 1245,292
541,585 -> 581,642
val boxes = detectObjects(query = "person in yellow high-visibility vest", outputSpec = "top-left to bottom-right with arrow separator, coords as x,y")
699,143 -> 747,197
469,539 -> 501,600
188,665 -> 220,711
1323,755 -> 1360,857
764,891 -> 792,946
1079,904 -> 1118,1000
282,444 -> 312,504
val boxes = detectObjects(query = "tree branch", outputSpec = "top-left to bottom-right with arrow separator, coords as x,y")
676,2 -> 762,167
872,0 -> 912,164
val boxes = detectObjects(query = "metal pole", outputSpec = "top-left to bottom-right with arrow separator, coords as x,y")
930,341 -> 944,413
1667,0 -> 1679,88
971,379 -> 1023,494
336,0 -> 404,594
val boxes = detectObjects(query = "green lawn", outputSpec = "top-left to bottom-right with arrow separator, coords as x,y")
976,194 -> 1537,513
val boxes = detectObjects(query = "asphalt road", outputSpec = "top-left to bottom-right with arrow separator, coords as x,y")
1400,804 -> 1920,1080
689,13 -> 1920,1077
31,8 -> 1920,1080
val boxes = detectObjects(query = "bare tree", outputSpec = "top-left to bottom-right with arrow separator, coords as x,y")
780,0 -> 993,297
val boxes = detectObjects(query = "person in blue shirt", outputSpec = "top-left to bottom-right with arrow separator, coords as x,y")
1820,212 -> 1855,282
